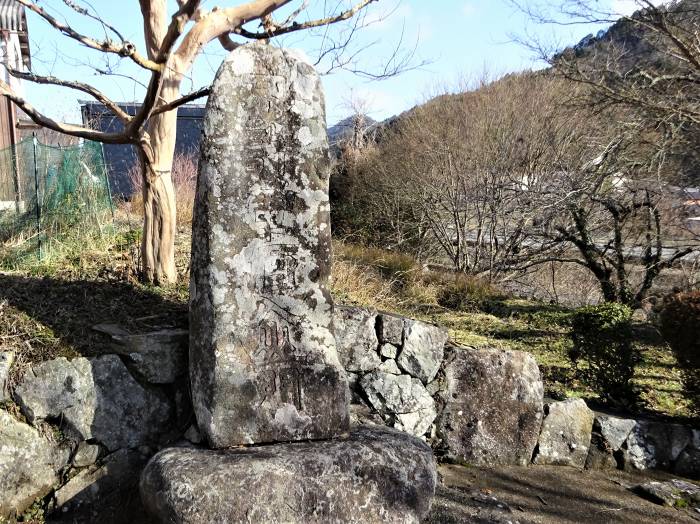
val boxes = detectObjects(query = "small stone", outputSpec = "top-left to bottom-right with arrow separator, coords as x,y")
585,414 -> 636,471
378,359 -> 401,375
380,343 -> 398,359
73,442 -> 101,468
596,414 -> 636,451
14,355 -> 173,451
0,410 -> 69,518
632,479 -> 700,508
0,351 -> 13,402
334,306 -> 381,372
397,320 -> 448,384
361,371 -> 436,437
534,398 -> 594,468
140,426 -> 437,524
377,313 -> 404,346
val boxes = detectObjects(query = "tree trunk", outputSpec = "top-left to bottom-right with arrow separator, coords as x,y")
139,84 -> 179,285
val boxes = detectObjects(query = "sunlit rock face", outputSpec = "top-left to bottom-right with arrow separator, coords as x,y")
189,42 -> 349,448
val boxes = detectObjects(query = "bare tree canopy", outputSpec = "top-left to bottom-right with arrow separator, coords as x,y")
1,0 -> 412,284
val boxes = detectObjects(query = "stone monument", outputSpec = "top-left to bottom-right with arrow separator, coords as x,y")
140,43 -> 436,523
188,42 -> 348,447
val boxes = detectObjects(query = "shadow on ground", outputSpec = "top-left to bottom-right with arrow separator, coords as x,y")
429,463 -> 698,524
0,274 -> 187,362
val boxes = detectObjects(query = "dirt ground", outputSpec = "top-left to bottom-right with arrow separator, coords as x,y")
429,463 -> 699,523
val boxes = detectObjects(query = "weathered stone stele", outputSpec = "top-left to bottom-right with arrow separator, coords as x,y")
190,42 -> 349,447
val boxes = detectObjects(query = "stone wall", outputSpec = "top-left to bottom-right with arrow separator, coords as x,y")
1,306 -> 698,518
0,328 -> 189,519
334,306 -> 700,480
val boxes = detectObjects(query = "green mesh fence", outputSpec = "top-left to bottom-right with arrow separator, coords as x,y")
0,135 -> 114,259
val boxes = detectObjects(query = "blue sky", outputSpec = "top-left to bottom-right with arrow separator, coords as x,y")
20,0 -> 646,126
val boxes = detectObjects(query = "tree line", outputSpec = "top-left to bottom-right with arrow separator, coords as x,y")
332,1 -> 700,307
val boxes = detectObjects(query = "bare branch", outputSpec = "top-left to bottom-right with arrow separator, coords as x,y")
7,67 -> 131,123
151,86 -> 210,115
16,0 -> 160,71
0,80 -> 127,143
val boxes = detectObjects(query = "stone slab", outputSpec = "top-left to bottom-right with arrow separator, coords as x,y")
140,426 -> 436,524
189,43 -> 348,447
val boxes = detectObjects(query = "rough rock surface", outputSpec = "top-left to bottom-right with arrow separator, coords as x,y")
377,358 -> 402,375
361,371 -> 437,437
189,43 -> 349,447
622,421 -> 692,472
534,398 -> 594,467
0,351 -> 12,402
674,429 -> 700,479
585,413 -> 636,470
140,426 -> 437,524
632,479 -> 700,508
397,320 -> 448,384
0,410 -> 69,518
334,306 -> 381,372
109,329 -> 188,384
14,355 -> 172,451
380,343 -> 399,359
73,442 -> 101,468
436,347 -> 544,466
377,313 -> 404,346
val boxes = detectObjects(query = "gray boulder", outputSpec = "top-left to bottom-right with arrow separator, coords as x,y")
0,351 -> 12,402
0,410 -> 69,518
436,347 -> 544,466
397,320 -> 448,384
585,413 -> 636,470
377,313 -> 404,346
140,426 -> 437,524
622,420 -> 692,471
534,398 -> 594,468
334,306 -> 381,372
14,355 -> 173,451
674,429 -> 700,479
361,371 -> 437,437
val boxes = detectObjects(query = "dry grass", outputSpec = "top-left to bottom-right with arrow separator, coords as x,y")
0,226 -> 694,422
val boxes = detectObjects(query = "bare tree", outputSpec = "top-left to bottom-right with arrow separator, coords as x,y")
510,0 -> 700,184
336,70 -> 694,305
0,0 -> 403,284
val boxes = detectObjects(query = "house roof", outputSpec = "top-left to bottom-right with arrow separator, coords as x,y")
0,0 -> 23,32
0,0 -> 30,67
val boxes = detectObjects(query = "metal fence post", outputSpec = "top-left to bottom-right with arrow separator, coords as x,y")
32,132 -> 41,259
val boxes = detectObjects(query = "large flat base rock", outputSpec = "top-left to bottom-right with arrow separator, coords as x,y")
140,426 -> 436,523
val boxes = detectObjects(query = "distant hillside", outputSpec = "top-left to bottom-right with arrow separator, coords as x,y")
557,0 -> 699,70
327,115 -> 377,146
